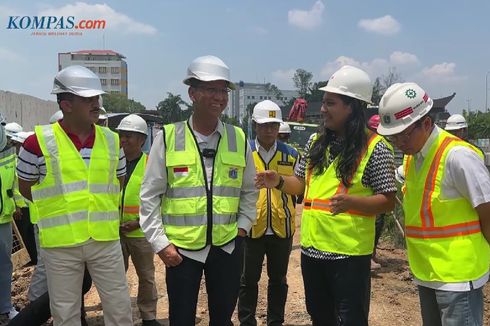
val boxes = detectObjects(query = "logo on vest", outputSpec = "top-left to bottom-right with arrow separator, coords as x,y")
229,167 -> 238,179
173,167 -> 189,177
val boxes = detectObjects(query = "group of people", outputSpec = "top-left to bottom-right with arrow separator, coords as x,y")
0,53 -> 488,326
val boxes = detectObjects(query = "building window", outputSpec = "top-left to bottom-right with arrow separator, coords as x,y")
99,66 -> 107,74
247,96 -> 250,99
251,96 -> 255,99
111,79 -> 120,86
110,90 -> 120,94
111,67 -> 120,74
100,79 -> 107,86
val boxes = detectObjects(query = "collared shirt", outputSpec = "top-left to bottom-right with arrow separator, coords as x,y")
17,122 -> 126,182
412,126 -> 490,291
139,116 -> 257,263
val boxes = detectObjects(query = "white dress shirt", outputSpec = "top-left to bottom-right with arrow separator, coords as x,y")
412,126 -> 490,291
139,117 -> 257,263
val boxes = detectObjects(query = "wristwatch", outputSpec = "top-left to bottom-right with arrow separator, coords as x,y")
275,175 -> 285,190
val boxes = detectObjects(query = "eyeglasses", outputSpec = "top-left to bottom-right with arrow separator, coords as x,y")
386,123 -> 420,143
196,86 -> 231,96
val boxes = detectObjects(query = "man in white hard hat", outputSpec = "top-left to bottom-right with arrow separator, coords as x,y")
445,113 -> 468,140
277,122 -> 291,143
140,55 -> 257,325
116,114 -> 160,326
98,107 -> 109,127
238,100 -> 298,326
16,65 -> 132,326
377,82 -> 490,326
0,115 -> 20,323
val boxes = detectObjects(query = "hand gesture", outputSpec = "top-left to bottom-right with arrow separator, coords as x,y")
157,243 -> 183,267
329,194 -> 353,215
255,170 -> 280,189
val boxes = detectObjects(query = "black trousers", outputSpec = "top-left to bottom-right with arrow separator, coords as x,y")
301,253 -> 371,326
165,237 -> 244,326
15,208 -> 37,265
238,235 -> 292,326
8,267 -> 92,326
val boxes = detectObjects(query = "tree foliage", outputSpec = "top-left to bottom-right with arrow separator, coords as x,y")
102,94 -> 146,113
463,110 -> 490,139
306,81 -> 328,102
264,83 -> 283,100
371,67 -> 403,105
156,92 -> 192,124
293,69 -> 313,98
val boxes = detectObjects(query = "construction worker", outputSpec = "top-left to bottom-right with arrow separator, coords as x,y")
139,55 -> 257,326
16,65 -> 132,326
116,114 -> 160,326
98,107 -> 109,127
0,115 -> 20,323
256,65 -> 396,325
5,122 -> 23,148
238,100 -> 298,325
445,113 -> 468,140
377,82 -> 490,326
277,122 -> 292,143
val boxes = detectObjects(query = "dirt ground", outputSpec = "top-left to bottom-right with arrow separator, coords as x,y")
10,205 -> 490,325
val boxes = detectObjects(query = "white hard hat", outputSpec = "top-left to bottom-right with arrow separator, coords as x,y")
99,106 -> 108,120
377,82 -> 433,136
183,55 -> 235,90
49,110 -> 63,124
445,114 -> 467,131
11,131 -> 34,144
51,65 -> 105,98
279,122 -> 291,134
0,123 -> 6,152
5,122 -> 23,138
395,165 -> 405,185
252,100 -> 283,124
116,114 -> 148,136
319,65 -> 373,103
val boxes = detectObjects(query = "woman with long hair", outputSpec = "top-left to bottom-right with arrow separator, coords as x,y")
255,65 -> 396,325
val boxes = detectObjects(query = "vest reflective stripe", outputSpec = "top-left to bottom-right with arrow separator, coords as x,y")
0,147 -> 16,223
32,123 -> 121,248
162,121 -> 246,250
120,153 -> 147,238
250,140 -> 298,239
403,129 -> 490,282
301,131 -> 381,255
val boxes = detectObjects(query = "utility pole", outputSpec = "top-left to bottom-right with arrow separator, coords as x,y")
486,71 -> 490,112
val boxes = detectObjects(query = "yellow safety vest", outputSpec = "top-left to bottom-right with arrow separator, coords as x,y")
0,147 -> 16,224
301,132 -> 382,255
162,121 -> 246,250
403,129 -> 490,282
32,123 -> 121,248
250,140 -> 298,239
120,153 -> 147,238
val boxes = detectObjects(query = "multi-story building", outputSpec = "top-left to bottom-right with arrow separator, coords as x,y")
58,50 -> 128,97
226,82 -> 299,121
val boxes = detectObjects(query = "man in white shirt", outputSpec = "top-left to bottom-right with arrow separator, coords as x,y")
139,55 -> 257,326
377,82 -> 490,326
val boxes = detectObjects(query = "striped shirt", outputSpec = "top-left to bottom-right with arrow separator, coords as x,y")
17,124 -> 126,182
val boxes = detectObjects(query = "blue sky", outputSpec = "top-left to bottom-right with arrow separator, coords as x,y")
1,0 -> 489,114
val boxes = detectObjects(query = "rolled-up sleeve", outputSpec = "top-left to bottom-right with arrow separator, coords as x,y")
139,130 -> 171,253
236,141 -> 258,233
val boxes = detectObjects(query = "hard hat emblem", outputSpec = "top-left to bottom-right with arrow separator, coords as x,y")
405,89 -> 417,99
269,111 -> 276,118
383,115 -> 391,124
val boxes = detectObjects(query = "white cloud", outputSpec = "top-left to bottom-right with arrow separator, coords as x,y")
390,51 -> 418,65
39,2 -> 157,35
421,62 -> 465,83
288,1 -> 324,30
271,69 -> 296,89
358,15 -> 400,35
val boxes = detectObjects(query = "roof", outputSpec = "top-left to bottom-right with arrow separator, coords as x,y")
432,92 -> 456,109
68,50 -> 126,58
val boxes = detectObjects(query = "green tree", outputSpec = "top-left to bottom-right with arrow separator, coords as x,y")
264,83 -> 283,101
102,94 -> 146,113
292,69 -> 313,98
306,81 -> 328,102
464,110 -> 490,139
371,77 -> 383,105
221,114 -> 240,126
156,92 -> 192,123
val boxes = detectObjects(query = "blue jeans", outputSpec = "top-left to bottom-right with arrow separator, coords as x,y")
418,285 -> 483,326
0,222 -> 13,314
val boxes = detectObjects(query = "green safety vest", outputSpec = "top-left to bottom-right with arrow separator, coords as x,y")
0,147 -> 16,224
250,140 -> 298,239
162,121 -> 246,250
301,132 -> 382,255
120,153 -> 147,238
32,123 -> 121,248
403,129 -> 490,282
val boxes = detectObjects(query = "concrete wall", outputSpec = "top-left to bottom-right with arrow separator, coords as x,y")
0,90 -> 58,131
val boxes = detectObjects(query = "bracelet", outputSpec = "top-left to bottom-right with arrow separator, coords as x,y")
275,175 -> 285,190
